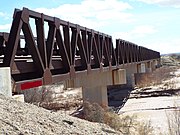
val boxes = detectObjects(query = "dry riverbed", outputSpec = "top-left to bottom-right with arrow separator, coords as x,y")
119,67 -> 180,134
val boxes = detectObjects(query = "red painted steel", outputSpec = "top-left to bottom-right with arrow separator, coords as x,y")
21,80 -> 42,90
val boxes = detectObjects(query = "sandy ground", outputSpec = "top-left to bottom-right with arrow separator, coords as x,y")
0,94 -> 120,135
119,67 -> 180,134
120,96 -> 180,134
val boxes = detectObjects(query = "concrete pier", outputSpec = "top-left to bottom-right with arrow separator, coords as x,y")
0,67 -> 12,97
65,69 -> 127,107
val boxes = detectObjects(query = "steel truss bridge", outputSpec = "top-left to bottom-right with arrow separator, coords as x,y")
0,7 -> 160,92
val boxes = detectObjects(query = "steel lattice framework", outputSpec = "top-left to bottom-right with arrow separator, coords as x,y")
0,7 -> 160,92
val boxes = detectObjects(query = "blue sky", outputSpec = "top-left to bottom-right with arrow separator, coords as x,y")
0,0 -> 180,54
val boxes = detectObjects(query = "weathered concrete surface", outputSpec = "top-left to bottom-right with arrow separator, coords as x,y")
12,94 -> 24,102
112,69 -> 126,85
71,70 -> 113,107
119,63 -> 138,88
72,69 -> 126,107
0,67 -> 12,97
140,63 -> 146,73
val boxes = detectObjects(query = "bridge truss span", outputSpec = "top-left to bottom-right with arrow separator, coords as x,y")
0,7 -> 160,92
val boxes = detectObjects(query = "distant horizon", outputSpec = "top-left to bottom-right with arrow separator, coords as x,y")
161,52 -> 180,56
0,0 -> 180,54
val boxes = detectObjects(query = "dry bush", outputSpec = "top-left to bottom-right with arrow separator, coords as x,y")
163,80 -> 177,90
136,66 -> 176,88
170,54 -> 180,62
83,101 -> 105,123
166,104 -> 180,135
103,112 -> 137,134
135,121 -> 154,135
39,100 -> 82,111
83,101 -> 154,134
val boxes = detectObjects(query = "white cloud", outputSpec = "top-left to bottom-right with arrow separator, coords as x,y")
0,11 -> 10,20
131,25 -> 157,35
135,0 -> 180,8
147,39 -> 180,54
0,24 -> 11,31
114,27 -> 180,54
35,0 -> 134,30
0,12 -> 5,17
114,25 -> 157,39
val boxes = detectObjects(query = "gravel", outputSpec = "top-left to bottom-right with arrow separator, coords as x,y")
0,95 -> 120,135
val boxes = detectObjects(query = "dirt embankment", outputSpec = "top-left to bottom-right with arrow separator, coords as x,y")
0,94 -> 120,135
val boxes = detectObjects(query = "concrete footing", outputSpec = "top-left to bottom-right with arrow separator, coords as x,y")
12,94 -> 24,102
0,67 -> 12,97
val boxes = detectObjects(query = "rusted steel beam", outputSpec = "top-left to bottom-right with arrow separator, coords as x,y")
0,7 -> 160,91
115,39 -> 160,65
2,7 -> 116,90
3,11 -> 23,68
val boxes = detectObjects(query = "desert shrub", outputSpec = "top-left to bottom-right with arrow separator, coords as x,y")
136,66 -> 176,88
103,112 -> 138,134
170,54 -> 180,62
83,101 -> 154,134
163,80 -> 177,90
83,101 -> 105,123
135,121 -> 154,135
166,105 -> 180,135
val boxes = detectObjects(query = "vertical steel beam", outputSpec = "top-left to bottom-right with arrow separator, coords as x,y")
92,30 -> 100,68
77,26 -> 88,69
35,14 -> 48,68
56,21 -> 70,72
46,21 -> 56,68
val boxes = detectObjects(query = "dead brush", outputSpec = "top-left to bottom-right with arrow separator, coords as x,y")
163,80 -> 177,90
136,66 -> 176,88
135,121 -> 154,135
83,101 -> 105,123
166,102 -> 180,135
82,101 -> 154,134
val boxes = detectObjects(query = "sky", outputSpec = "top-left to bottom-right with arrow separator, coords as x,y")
0,0 -> 180,54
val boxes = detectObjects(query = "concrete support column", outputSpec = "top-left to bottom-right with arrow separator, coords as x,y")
71,70 -> 113,107
137,64 -> 141,73
0,67 -> 12,97
151,60 -> 156,71
140,63 -> 146,73
146,61 -> 152,73
121,63 -> 138,88
156,59 -> 161,67
82,86 -> 108,107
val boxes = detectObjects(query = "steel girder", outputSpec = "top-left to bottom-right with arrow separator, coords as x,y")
0,8 -> 117,91
116,39 -> 160,65
0,7 -> 160,91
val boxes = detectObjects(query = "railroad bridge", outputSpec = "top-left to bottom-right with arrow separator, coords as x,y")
0,7 -> 160,106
